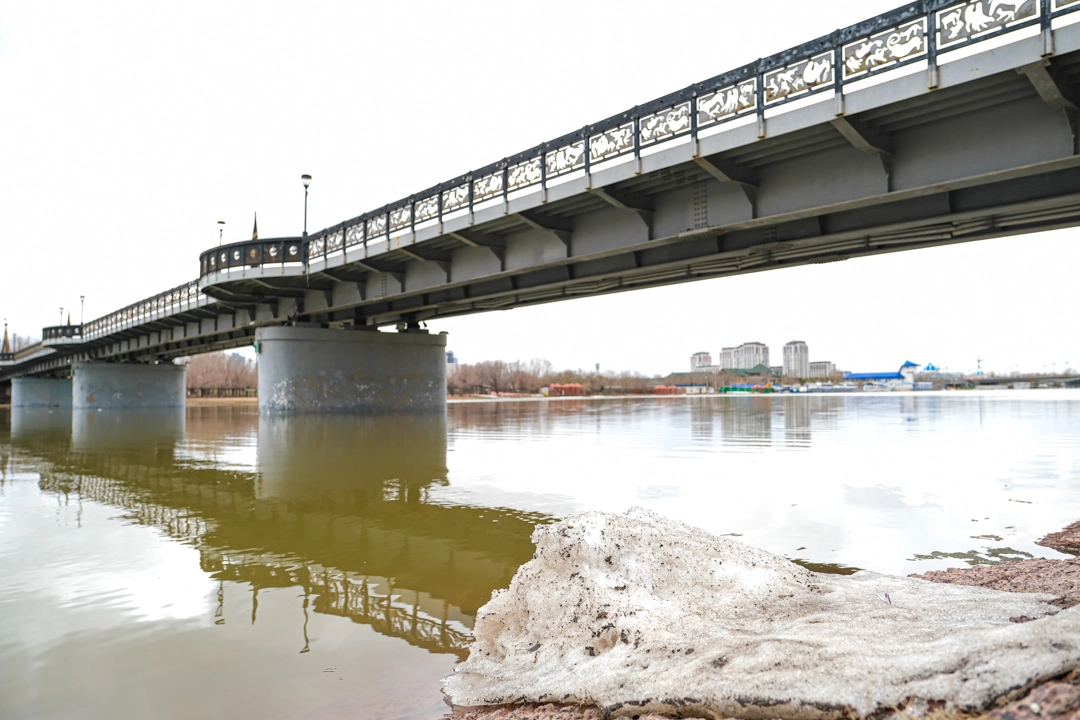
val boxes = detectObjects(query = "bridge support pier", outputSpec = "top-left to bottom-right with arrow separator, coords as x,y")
73,362 -> 186,409
256,326 -> 447,413
11,378 -> 73,409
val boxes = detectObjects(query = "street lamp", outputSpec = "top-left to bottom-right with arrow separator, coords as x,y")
80,296 -> 85,326
301,174 -> 312,237
59,307 -> 63,325
218,220 -> 226,246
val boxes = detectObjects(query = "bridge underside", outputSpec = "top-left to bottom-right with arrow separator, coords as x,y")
7,20 -> 1080,384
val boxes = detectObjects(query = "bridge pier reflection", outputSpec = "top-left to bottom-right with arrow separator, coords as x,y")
11,407 -> 548,658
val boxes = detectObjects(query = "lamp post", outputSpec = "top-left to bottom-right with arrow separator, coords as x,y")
59,307 -> 63,325
301,174 -> 312,236
80,296 -> 85,326
218,220 -> 226,246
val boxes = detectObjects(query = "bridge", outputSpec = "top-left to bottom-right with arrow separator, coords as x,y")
5,0 -> 1080,412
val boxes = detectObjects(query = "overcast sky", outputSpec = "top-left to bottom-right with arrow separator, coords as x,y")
1,1 -> 1077,376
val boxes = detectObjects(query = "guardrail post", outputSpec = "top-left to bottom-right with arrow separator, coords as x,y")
501,162 -> 509,215
1043,0 -> 1055,56
756,61 -> 766,138
927,4 -> 939,90
689,95 -> 699,156
436,183 -> 444,233
834,42 -> 845,116
467,174 -> 475,224
583,127 -> 592,188
632,112 -> 642,174
540,147 -> 548,203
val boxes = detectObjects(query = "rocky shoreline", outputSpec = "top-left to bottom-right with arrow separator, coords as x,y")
442,512 -> 1080,720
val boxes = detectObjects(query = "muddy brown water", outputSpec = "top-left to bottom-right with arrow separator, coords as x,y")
1,391 -> 1078,719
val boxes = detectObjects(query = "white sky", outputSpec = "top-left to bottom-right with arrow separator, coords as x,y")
1,1 -> 1077,376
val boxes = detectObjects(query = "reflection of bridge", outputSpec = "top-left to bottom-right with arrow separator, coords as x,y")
969,373 -> 1079,386
12,409 -> 550,658
8,1 -> 1080,411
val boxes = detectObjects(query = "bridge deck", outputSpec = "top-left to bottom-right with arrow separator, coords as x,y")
6,0 -> 1080,379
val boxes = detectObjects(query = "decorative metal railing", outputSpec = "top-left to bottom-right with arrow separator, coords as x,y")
43,324 -> 82,341
82,280 -> 202,341
198,238 -> 306,278
194,0 -> 1077,277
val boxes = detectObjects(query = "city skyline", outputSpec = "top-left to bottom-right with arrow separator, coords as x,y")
1,2 -> 1077,377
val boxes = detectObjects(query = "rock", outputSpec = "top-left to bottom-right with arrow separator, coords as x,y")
444,704 -> 699,720
986,669 -> 1080,720
912,558 -> 1080,610
442,508 -> 1080,719
1039,521 -> 1080,556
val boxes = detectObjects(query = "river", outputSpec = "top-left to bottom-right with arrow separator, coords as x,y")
1,391 -> 1078,719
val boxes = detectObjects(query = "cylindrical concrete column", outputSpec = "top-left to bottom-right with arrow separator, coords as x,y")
72,362 -> 186,409
12,378 -> 73,409
256,326 -> 447,413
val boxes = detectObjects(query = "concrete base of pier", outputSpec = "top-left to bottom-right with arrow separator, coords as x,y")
12,378 -> 73,409
73,362 -> 186,409
256,326 -> 447,413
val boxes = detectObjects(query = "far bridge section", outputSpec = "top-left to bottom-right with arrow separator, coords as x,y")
6,0 -> 1080,412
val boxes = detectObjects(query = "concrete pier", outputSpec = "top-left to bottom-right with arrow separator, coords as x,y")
72,362 -> 186,409
12,378 -> 73,409
256,326 -> 447,413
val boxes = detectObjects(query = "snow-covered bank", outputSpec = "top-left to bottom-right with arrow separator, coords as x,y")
443,509 -> 1079,719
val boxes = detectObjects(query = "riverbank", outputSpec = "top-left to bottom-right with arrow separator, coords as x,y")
185,396 -> 258,407
442,511 -> 1080,720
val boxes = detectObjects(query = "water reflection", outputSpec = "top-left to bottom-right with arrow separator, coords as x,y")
1,393 -> 1078,720
11,408 -> 547,661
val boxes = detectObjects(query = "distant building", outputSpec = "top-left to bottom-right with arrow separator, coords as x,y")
845,361 -> 920,389
769,366 -> 783,377
446,350 -> 459,377
719,347 -> 736,370
809,361 -> 837,378
690,351 -> 713,370
783,341 -> 809,378
733,342 -> 769,370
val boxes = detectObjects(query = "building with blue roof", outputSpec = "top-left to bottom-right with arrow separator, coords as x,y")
844,362 -> 920,389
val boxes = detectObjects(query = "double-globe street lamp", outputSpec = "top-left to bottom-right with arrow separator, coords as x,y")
301,174 -> 312,237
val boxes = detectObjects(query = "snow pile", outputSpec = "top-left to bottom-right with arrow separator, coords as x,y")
443,508 -> 1080,718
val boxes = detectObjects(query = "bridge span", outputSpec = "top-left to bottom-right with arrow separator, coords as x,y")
5,0 -> 1080,411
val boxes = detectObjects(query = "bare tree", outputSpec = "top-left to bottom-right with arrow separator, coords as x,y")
182,352 -> 257,389
11,333 -> 39,352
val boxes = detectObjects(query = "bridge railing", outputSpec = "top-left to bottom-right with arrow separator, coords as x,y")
83,280 -> 203,341
43,325 -> 82,341
199,238 -> 306,278
198,0 -> 1080,280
